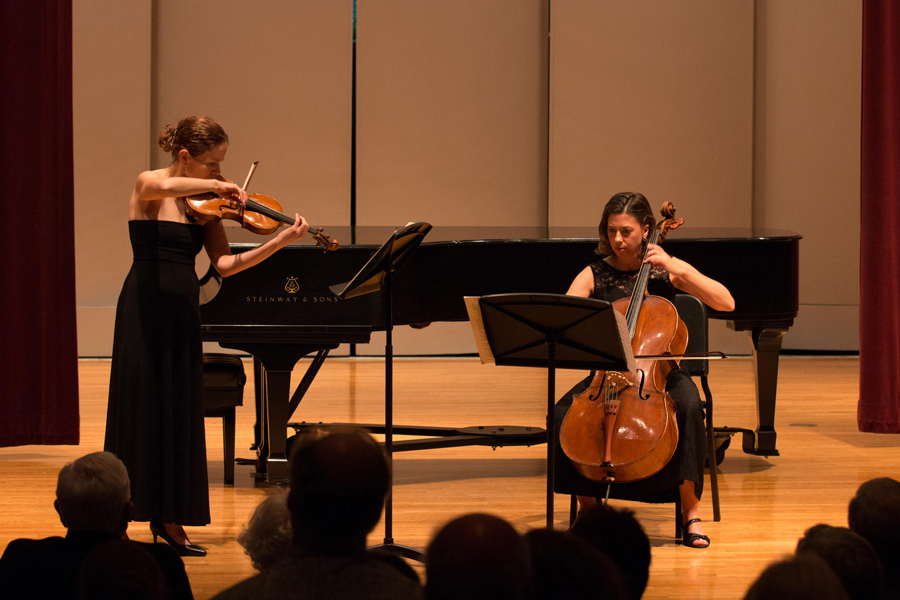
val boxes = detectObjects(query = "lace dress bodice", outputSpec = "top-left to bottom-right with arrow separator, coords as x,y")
588,259 -> 677,304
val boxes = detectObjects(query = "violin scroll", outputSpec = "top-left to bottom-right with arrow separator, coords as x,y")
309,227 -> 339,252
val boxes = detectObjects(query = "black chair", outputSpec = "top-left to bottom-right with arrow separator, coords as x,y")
202,353 -> 246,485
674,293 -> 721,523
568,293 -> 721,536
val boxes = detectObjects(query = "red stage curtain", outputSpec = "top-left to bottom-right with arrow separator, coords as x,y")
859,0 -> 900,433
0,0 -> 79,446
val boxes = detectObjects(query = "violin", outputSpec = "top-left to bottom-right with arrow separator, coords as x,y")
184,173 -> 338,252
559,202 -> 686,484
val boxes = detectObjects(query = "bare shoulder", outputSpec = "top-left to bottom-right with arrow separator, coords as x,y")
129,169 -> 173,219
135,168 -> 167,188
566,265 -> 594,297
576,265 -> 594,279
131,168 -> 176,208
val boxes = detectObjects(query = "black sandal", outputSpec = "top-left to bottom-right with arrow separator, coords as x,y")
682,518 -> 710,549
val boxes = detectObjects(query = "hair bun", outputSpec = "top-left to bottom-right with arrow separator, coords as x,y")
157,125 -> 176,152
159,116 -> 229,160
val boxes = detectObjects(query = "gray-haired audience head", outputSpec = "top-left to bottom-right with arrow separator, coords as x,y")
237,491 -> 293,571
287,427 -> 389,555
54,451 -> 132,534
743,554 -> 849,600
425,513 -> 533,600
796,524 -> 884,600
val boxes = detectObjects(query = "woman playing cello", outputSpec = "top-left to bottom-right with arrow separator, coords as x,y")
105,116 -> 309,556
556,192 -> 734,548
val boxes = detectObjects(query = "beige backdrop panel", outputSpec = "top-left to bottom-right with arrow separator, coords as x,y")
74,0 -> 352,356
754,0 -> 861,351
74,0 -> 152,356
548,0 -> 754,355
355,0 -> 549,227
549,0 -> 754,229
74,1 -> 863,357
153,0 -> 352,221
352,0 -> 549,355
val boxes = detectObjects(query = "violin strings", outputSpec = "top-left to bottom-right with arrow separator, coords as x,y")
245,198 -> 323,235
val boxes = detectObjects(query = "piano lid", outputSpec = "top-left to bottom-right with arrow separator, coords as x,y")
219,224 -> 802,248
203,224 -> 800,330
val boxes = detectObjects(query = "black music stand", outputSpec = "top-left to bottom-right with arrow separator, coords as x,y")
465,293 -> 634,528
330,221 -> 432,561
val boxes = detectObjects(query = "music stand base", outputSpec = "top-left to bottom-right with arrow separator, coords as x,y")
289,422 -> 546,452
369,541 -> 426,563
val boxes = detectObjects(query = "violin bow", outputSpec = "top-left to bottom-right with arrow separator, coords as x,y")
241,161 -> 259,191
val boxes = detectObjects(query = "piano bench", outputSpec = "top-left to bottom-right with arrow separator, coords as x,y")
202,353 -> 246,485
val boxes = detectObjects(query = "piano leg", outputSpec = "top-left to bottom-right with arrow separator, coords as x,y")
747,327 -> 788,457
251,357 -> 263,451
257,362 -> 268,474
261,367 -> 292,482
203,328 -> 370,484
240,344 -> 342,483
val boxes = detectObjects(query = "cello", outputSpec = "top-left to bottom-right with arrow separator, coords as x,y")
559,202 -> 686,484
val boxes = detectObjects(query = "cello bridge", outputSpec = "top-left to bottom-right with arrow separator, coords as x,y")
606,372 -> 631,392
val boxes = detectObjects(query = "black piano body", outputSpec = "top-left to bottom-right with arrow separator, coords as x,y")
201,226 -> 800,479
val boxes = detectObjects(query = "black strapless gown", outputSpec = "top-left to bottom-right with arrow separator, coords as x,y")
105,220 -> 210,525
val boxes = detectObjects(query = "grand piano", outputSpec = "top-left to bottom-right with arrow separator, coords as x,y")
200,225 -> 800,481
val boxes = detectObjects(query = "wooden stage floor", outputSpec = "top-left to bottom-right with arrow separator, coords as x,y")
1,356 -> 896,599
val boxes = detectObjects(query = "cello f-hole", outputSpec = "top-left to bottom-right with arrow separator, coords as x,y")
637,369 -> 650,400
589,387 -> 601,402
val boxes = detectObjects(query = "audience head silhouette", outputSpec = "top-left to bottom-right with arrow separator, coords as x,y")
77,539 -> 166,600
54,451 -> 132,535
796,524 -> 884,600
425,513 -> 532,600
743,554 -> 849,600
848,477 -> 900,593
209,428 -> 421,599
288,427 -> 389,555
237,491 -> 292,571
569,504 -> 651,600
524,527 -> 628,600
0,452 -> 193,600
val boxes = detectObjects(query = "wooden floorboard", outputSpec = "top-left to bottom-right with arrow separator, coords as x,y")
1,356 -> 896,599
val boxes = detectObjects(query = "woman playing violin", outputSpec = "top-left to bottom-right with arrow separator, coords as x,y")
557,192 -> 734,548
105,116 -> 308,556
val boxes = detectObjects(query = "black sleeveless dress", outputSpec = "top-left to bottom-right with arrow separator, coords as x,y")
553,260 -> 707,502
105,220 -> 210,525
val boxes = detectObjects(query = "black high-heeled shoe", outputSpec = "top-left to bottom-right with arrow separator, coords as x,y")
149,519 -> 207,557
681,518 -> 711,549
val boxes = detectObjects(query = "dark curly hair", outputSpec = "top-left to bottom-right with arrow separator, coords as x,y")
595,192 -> 656,256
157,115 -> 229,160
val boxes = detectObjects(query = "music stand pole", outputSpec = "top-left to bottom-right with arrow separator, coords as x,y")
546,338 -> 556,529
329,223 -> 432,561
383,266 -> 396,545
374,252 -> 425,560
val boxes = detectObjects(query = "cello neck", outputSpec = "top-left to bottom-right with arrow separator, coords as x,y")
624,225 -> 662,339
